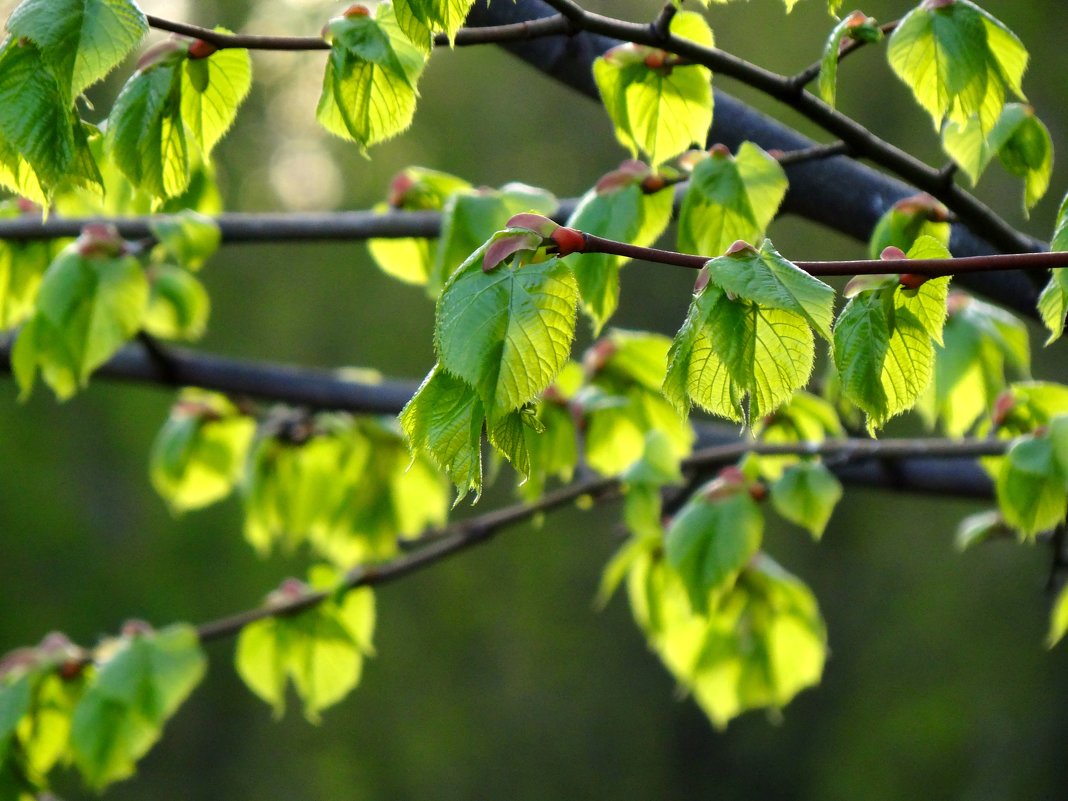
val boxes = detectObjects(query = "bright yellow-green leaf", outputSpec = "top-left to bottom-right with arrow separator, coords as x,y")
435,249 -> 578,421
150,390 -> 256,513
69,625 -> 206,790
769,461 -> 842,539
393,0 -> 475,49
818,12 -> 883,108
678,143 -> 788,258
180,44 -> 251,158
235,580 -> 375,723
995,432 -> 1068,539
888,0 -> 1028,135
6,0 -> 148,103
316,4 -> 427,152
593,11 -> 713,166
868,193 -> 950,259
1048,583 -> 1068,648
13,244 -> 149,400
141,265 -> 210,341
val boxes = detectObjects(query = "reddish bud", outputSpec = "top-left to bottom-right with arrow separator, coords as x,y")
549,227 -> 586,257
343,4 -> 370,16
387,172 -> 416,208
16,197 -> 37,214
845,10 -> 869,26
748,482 -> 768,502
76,223 -> 125,258
879,246 -> 907,261
766,148 -> 785,159
582,337 -> 617,376
121,619 -> 153,638
946,290 -> 971,316
643,51 -> 666,70
187,39 -> 218,60
506,212 -> 558,238
992,391 -> 1015,426
898,273 -> 928,290
694,265 -> 712,294
726,240 -> 757,257
483,232 -> 541,272
709,143 -> 731,158
893,192 -> 949,221
280,578 -> 307,598
640,174 -> 666,193
136,38 -> 184,71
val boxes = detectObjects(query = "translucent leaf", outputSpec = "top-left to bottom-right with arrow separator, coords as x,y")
235,581 -> 375,722
954,509 -> 1010,551
515,399 -> 578,500
769,461 -> 842,539
150,391 -> 256,513
887,0 -> 1027,134
316,5 -> 427,152
593,12 -> 713,166
665,241 -> 833,423
818,12 -> 882,108
0,204 -> 52,330
566,173 -> 673,333
148,210 -> 221,272
431,183 -> 556,296
13,246 -> 149,400
868,194 -> 950,260
180,44 -> 252,158
142,265 -> 210,341
6,0 -> 147,103
678,143 -> 788,258
995,432 -> 1068,539
1049,583 -> 1068,648
367,167 -> 471,286
665,489 -> 763,612
925,293 -> 1028,436
752,391 -> 843,480
436,250 -> 578,421
0,40 -> 89,198
393,0 -> 475,49
832,239 -> 950,431
69,625 -> 206,790
106,58 -> 191,199
401,364 -> 484,501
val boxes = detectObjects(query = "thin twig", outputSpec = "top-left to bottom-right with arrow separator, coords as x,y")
789,19 -> 900,91
144,13 -> 573,52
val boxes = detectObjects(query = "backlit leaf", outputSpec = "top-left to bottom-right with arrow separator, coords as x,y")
995,431 -> 1067,539
180,44 -> 252,158
769,461 -> 842,539
70,625 -> 206,790
316,5 -> 427,152
393,0 -> 475,49
436,249 -> 577,421
678,143 -> 787,258
142,265 -> 210,341
13,244 -> 149,400
818,12 -> 882,108
887,0 -> 1027,134
868,193 -> 950,259
593,11 -> 713,166
150,391 -> 256,513
6,0 -> 147,103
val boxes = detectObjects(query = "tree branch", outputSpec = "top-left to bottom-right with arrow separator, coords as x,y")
144,12 -> 574,52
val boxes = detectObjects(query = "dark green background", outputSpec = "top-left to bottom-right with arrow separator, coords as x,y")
2,1 -> 1068,798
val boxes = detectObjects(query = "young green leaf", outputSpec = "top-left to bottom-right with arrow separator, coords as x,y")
1048,583 -> 1068,648
817,11 -> 882,108
6,0 -> 148,103
368,167 -> 471,286
106,56 -> 190,199
566,166 -> 674,333
148,210 -> 221,272
69,625 -> 206,790
593,11 -> 714,166
392,0 -> 476,50
769,461 -> 842,539
922,292 -> 1028,436
235,575 -> 375,723
141,265 -> 210,341
180,44 -> 252,158
887,0 -> 1028,135
150,391 -> 256,513
832,237 -> 950,430
0,40 -> 97,200
941,104 -> 1052,212
995,431 -> 1068,539
430,183 -> 556,296
868,193 -> 950,260
0,204 -> 52,330
435,248 -> 578,422
665,481 -> 763,613
1037,193 -> 1068,343
664,241 -> 834,422
401,364 -> 485,501
954,509 -> 1011,551
687,556 -> 826,729
678,143 -> 788,258
316,4 -> 428,152
13,237 -> 149,400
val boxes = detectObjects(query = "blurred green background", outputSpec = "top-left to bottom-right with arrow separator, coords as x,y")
3,0 -> 1068,798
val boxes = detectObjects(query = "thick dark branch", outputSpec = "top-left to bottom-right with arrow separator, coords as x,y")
145,12 -> 573,51
0,337 -> 417,414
